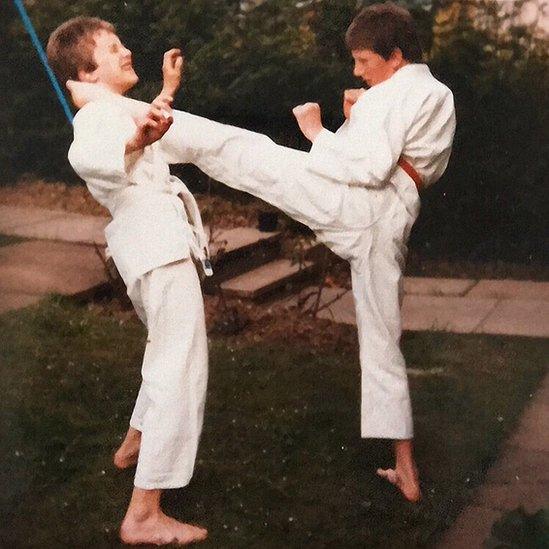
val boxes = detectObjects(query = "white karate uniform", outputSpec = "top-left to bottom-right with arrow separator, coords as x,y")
68,100 -> 209,488
96,63 -> 455,440
158,63 -> 456,439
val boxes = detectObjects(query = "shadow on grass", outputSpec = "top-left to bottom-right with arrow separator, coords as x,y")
0,297 -> 547,548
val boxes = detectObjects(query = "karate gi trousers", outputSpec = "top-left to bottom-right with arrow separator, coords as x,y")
127,258 -> 208,489
163,112 -> 418,439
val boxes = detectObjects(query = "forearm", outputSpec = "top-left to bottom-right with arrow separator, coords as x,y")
308,129 -> 395,188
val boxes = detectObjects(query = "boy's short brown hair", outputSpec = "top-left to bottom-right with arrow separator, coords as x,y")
47,16 -> 115,85
345,2 -> 423,63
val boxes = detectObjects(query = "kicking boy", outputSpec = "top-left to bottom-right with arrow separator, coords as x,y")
69,2 -> 455,504
48,17 -> 209,545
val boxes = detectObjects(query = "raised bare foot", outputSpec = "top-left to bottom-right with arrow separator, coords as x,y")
120,512 -> 208,546
376,464 -> 421,502
114,428 -> 141,470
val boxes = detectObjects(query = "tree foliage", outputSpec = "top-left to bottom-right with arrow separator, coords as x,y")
1,0 -> 547,262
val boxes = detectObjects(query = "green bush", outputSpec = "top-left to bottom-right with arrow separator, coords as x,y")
2,0 -> 547,263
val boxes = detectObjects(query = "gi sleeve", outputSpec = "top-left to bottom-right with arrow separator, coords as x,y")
307,92 -> 408,188
68,100 -> 136,190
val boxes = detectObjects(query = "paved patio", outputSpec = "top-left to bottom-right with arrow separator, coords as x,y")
2,205 -> 547,338
299,277 -> 549,338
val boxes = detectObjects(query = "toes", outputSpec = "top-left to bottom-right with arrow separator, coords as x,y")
193,526 -> 208,541
377,467 -> 422,503
377,468 -> 398,485
192,524 -> 208,540
178,525 -> 207,544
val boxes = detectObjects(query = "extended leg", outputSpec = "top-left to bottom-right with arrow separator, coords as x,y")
163,111 -> 390,238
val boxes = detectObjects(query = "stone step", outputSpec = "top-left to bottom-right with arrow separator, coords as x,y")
204,227 -> 282,293
219,258 -> 317,300
302,239 -> 338,263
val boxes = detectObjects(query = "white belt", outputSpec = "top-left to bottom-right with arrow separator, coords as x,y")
166,176 -> 213,276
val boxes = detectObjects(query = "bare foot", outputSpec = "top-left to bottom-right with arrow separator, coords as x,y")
120,512 -> 208,546
114,428 -> 141,470
376,464 -> 421,502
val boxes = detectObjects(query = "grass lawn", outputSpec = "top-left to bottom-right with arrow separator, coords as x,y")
0,298 -> 547,548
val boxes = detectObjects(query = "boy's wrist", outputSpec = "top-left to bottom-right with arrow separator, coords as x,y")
125,137 -> 143,154
160,86 -> 176,99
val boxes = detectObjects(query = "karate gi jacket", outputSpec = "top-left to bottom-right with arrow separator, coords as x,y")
309,64 -> 456,214
68,99 -> 210,294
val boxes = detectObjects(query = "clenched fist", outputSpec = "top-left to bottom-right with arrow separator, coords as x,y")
161,48 -> 184,98
343,88 -> 365,119
292,102 -> 323,142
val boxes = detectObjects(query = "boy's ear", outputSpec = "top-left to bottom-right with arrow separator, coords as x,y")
389,48 -> 404,68
77,68 -> 98,83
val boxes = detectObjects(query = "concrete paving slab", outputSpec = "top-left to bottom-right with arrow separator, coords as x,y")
0,205 -> 63,230
437,504 -> 501,548
440,371 -> 549,547
475,481 -> 549,514
505,406 -> 549,453
316,289 -> 356,325
0,292 -> 42,314
403,277 -> 477,296
504,374 -> 549,453
484,446 -> 549,485
0,205 -> 108,245
466,279 -> 549,300
476,299 -> 549,338
286,285 -> 547,338
0,241 -> 107,297
401,295 -> 498,333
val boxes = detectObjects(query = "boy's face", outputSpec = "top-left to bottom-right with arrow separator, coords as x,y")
80,30 -> 138,93
351,48 -> 402,87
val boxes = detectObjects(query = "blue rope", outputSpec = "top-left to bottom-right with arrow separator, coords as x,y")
12,0 -> 74,124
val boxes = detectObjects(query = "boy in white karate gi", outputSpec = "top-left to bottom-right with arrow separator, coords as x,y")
69,2 -> 455,505
48,17 -> 209,546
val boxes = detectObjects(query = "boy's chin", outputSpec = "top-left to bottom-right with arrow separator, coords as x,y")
121,75 -> 139,93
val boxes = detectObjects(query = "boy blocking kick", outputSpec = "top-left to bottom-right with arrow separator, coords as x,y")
71,1 -> 454,504
48,18 -> 209,546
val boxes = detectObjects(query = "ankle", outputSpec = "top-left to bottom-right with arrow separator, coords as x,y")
394,439 -> 415,465
125,488 -> 163,522
125,506 -> 162,523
